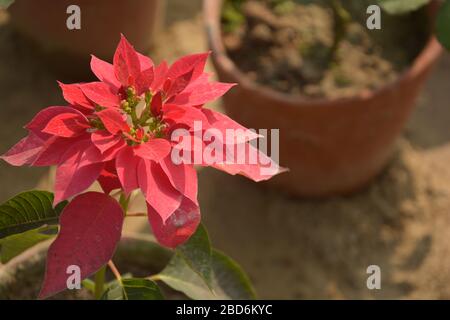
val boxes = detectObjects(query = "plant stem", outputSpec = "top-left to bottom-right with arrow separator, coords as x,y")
108,260 -> 122,284
126,212 -> 147,217
148,274 -> 161,282
94,265 -> 106,300
119,192 -> 130,213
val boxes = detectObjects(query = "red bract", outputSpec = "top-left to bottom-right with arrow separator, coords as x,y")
39,192 -> 124,299
1,35 -> 284,249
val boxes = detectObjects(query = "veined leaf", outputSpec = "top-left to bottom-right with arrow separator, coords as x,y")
177,224 -> 212,288
378,0 -> 430,14
437,0 -> 450,50
0,225 -> 57,263
39,192 -> 124,299
157,249 -> 256,300
102,278 -> 164,300
0,191 -> 66,239
82,272 -> 133,297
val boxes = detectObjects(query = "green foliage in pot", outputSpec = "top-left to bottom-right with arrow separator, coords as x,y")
222,0 -> 450,53
378,0 -> 450,50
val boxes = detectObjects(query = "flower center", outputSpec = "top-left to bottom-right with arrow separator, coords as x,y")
119,87 -> 167,145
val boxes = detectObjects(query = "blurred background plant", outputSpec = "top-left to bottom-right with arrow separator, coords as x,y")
377,0 -> 450,50
0,0 -> 13,8
222,0 -> 450,52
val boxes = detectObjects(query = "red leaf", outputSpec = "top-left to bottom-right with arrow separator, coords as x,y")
160,157 -> 198,205
0,133 -> 44,166
97,108 -> 129,135
151,61 -> 169,91
163,79 -> 172,93
77,143 -> 103,167
150,91 -> 163,116
113,34 -> 141,86
171,82 -> 236,106
138,52 -> 154,71
116,147 -> 140,195
211,143 -> 288,182
147,196 -> 200,248
134,138 -> 171,162
90,55 -> 121,89
39,192 -> 124,299
42,113 -> 90,138
202,109 -> 260,143
32,135 -> 86,167
184,72 -> 210,91
138,160 -> 182,222
91,130 -> 123,154
135,67 -> 155,95
98,173 -> 121,195
99,139 -> 126,163
54,141 -> 103,203
165,69 -> 194,99
168,52 -> 209,81
79,82 -> 120,108
25,106 -> 83,140
163,104 -> 210,130
58,82 -> 94,111
98,161 -> 121,194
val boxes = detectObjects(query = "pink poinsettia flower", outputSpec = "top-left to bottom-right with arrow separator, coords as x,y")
1,35 -> 285,248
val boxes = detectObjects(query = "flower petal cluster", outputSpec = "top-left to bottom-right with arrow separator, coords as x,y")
1,35 -> 284,247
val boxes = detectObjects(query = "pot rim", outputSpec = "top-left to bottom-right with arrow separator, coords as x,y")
203,0 -> 444,108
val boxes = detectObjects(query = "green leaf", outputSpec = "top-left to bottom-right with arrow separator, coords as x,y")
101,283 -> 123,300
122,279 -> 164,300
177,224 -> 212,287
96,272 -> 133,297
0,191 -> 67,239
157,249 -> 256,300
378,0 -> 430,14
0,225 -> 57,263
0,0 -> 14,9
81,279 -> 96,295
102,278 -> 164,300
437,0 -> 450,50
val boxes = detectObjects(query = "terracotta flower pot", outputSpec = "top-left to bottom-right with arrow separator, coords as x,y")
204,0 -> 443,197
0,234 -> 172,299
9,0 -> 165,79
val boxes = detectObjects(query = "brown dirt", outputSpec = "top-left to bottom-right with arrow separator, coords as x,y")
1,0 -> 450,300
222,0 -> 428,98
200,139 -> 450,299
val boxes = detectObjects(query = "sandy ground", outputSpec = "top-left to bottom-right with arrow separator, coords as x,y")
1,0 -> 450,299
